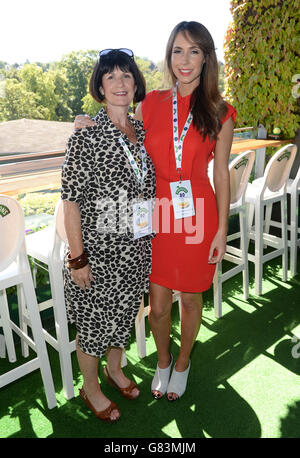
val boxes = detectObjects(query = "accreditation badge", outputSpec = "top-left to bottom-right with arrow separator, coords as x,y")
133,200 -> 152,239
170,179 -> 195,220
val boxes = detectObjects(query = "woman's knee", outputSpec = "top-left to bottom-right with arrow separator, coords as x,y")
149,301 -> 171,320
180,293 -> 203,313
149,283 -> 172,320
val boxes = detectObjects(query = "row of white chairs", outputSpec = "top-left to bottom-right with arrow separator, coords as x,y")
0,195 -> 57,409
0,143 -> 299,407
212,143 -> 298,317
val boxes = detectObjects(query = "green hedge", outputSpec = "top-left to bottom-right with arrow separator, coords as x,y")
18,190 -> 60,216
224,0 -> 300,138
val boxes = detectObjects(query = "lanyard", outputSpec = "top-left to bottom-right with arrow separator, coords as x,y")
172,84 -> 193,178
119,136 -> 147,189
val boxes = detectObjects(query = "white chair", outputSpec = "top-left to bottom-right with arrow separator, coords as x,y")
135,291 -> 181,359
24,199 -> 76,399
212,150 -> 256,318
0,195 -> 57,409
245,144 -> 297,295
0,333 -> 6,358
25,199 -> 127,393
288,162 -> 300,276
263,159 -> 300,277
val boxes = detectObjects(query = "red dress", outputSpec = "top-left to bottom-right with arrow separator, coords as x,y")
142,89 -> 236,292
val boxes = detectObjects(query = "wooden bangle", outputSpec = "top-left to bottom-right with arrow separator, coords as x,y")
66,251 -> 88,270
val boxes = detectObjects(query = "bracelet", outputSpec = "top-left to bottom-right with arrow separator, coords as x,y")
66,250 -> 88,270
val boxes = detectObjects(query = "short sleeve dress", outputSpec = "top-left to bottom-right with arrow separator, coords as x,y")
142,89 -> 236,293
61,108 -> 156,357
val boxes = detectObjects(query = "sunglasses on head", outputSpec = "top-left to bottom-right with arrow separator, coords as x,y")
99,48 -> 134,59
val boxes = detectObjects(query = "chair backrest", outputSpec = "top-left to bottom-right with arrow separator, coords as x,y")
290,148 -> 300,193
55,199 -> 67,243
50,199 -> 68,263
229,150 -> 255,204
0,195 -> 25,272
207,158 -> 214,187
264,144 -> 297,192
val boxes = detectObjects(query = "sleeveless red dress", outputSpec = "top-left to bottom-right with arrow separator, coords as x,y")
142,90 -> 236,292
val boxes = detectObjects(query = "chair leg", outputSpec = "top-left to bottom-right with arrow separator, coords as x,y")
246,202 -> 255,250
254,201 -> 264,296
177,295 -> 182,320
213,263 -> 222,318
0,290 -> 17,363
264,203 -> 273,233
22,274 -> 57,409
121,349 -> 127,367
281,196 -> 288,282
290,192 -> 298,277
240,207 -> 249,300
48,264 -> 74,400
0,334 -> 6,358
17,284 -> 29,358
264,203 -> 273,248
172,291 -> 182,320
135,296 -> 147,359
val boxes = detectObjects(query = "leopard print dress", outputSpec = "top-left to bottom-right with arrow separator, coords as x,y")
61,108 -> 156,357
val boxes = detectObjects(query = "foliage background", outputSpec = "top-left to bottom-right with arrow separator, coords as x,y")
0,53 -> 225,122
224,0 -> 300,138
18,191 -> 60,216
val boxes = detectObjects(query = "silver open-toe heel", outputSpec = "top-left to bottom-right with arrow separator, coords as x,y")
151,355 -> 173,399
167,360 -> 191,401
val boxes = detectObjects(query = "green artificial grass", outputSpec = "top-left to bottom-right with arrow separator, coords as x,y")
0,256 -> 300,439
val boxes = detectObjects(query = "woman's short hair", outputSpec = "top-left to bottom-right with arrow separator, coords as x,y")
90,50 -> 146,104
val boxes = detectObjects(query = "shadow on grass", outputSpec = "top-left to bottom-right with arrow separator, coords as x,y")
1,256 -> 299,438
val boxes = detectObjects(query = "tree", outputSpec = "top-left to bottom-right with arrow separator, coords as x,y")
0,63 -> 73,122
81,93 -> 103,117
224,0 -> 300,138
0,53 -> 189,123
0,78 -> 47,121
135,57 -> 166,92
20,64 -> 57,120
57,50 -> 98,117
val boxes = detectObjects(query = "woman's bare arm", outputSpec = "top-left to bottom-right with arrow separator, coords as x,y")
134,102 -> 143,121
208,117 -> 234,263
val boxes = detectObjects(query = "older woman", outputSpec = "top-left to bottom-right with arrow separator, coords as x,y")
61,49 -> 156,422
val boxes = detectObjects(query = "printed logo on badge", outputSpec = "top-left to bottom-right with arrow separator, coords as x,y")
170,180 -> 195,220
133,200 -> 152,239
0,205 -> 10,218
176,185 -> 190,209
136,205 -> 149,228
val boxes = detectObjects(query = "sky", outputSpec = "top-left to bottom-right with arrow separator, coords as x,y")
1,0 -> 233,65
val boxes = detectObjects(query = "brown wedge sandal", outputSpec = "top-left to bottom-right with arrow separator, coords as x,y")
79,387 -> 121,422
104,366 -> 140,400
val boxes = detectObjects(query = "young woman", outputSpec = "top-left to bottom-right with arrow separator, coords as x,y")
75,21 -> 236,402
62,49 -> 156,422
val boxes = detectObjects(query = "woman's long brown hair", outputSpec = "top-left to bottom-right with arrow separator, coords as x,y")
165,21 -> 228,141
